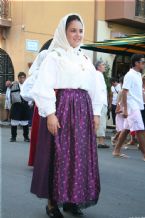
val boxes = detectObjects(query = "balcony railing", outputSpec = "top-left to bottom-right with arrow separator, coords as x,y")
0,0 -> 11,19
135,0 -> 145,18
0,0 -> 11,27
105,0 -> 145,29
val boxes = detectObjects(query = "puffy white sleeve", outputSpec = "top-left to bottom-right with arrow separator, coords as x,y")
21,50 -> 48,101
21,76 -> 36,101
88,69 -> 103,116
29,50 -> 48,76
91,79 -> 103,116
30,53 -> 58,117
83,55 -> 103,116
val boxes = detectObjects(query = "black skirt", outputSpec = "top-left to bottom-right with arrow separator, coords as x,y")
10,102 -> 31,121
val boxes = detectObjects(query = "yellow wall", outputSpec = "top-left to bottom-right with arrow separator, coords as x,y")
3,0 -> 144,79
0,29 -> 6,50
96,0 -> 105,21
4,0 -> 95,78
0,30 -> 2,48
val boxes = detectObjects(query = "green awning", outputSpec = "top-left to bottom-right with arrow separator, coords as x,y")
81,34 -> 145,56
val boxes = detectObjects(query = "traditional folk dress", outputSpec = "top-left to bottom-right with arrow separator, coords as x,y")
29,14 -> 102,208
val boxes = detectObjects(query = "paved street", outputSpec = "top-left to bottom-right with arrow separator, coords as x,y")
1,127 -> 145,218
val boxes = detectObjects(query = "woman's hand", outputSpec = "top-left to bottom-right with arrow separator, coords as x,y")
94,115 -> 100,132
47,113 -> 61,135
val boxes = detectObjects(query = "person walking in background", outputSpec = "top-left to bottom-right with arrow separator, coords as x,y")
10,72 -> 31,142
113,54 -> 145,161
109,77 -> 121,125
111,77 -> 125,145
112,77 -> 138,148
3,80 -> 12,122
125,74 -> 145,149
95,61 -> 110,148
29,14 -> 101,218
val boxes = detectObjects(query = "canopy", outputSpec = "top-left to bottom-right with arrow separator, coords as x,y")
81,34 -> 145,56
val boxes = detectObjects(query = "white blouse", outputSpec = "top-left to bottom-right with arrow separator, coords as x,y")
30,48 -> 103,117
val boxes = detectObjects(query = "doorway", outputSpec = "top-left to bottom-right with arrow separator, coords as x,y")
0,48 -> 14,93
112,55 -> 131,80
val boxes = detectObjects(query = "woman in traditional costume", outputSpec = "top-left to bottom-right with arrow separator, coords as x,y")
30,14 -> 101,218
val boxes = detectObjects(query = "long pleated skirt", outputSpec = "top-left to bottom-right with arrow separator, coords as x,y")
31,89 -> 100,208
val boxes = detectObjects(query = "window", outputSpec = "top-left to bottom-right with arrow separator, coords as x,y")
0,48 -> 14,93
0,0 -> 11,19
135,0 -> 145,17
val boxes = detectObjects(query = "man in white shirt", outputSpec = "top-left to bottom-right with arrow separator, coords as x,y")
95,61 -> 109,148
110,78 -> 121,125
113,54 -> 145,161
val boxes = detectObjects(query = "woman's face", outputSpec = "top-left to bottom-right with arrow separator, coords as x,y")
66,20 -> 83,48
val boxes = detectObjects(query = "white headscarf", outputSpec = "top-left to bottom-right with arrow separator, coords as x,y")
20,14 -> 84,101
48,13 -> 84,53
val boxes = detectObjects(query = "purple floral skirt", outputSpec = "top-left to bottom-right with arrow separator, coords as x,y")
31,89 -> 100,208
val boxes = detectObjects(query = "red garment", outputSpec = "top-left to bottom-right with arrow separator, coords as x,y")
28,90 -> 57,166
130,131 -> 136,136
28,106 -> 40,166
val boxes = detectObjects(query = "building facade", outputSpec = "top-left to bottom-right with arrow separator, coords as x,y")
96,0 -> 145,78
0,0 -> 145,93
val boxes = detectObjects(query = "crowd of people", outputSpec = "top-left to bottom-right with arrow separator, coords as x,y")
112,55 -> 145,160
3,13 -> 145,218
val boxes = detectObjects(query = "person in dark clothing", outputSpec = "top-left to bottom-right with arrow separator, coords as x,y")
10,72 -> 31,142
